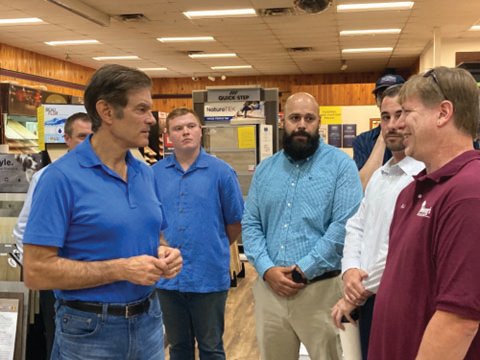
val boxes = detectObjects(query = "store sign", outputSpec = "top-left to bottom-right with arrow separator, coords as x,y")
207,88 -> 261,102
0,153 -> 44,193
37,104 -> 86,148
204,101 -> 265,121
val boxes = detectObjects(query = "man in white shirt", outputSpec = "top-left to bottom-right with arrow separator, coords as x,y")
331,85 -> 424,360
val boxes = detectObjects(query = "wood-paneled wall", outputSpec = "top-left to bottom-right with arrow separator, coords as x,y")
1,42 -> 416,112
151,72 -> 410,112
0,43 -> 93,97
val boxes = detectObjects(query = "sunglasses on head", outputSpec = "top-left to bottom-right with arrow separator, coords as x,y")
423,69 -> 448,100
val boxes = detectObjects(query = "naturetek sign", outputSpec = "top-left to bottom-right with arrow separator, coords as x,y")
207,88 -> 261,102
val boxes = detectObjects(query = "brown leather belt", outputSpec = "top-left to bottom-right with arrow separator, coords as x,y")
60,293 -> 152,318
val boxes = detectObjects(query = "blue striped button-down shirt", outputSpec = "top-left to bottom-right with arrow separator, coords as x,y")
242,140 -> 362,280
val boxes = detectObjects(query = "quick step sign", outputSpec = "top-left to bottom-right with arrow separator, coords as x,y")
207,88 -> 261,102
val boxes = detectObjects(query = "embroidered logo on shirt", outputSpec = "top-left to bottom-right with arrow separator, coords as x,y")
416,200 -> 431,218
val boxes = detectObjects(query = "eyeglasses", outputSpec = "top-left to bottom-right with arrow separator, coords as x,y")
423,69 -> 448,100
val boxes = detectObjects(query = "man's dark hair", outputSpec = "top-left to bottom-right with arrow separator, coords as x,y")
380,84 -> 403,103
64,112 -> 91,136
84,64 -> 152,132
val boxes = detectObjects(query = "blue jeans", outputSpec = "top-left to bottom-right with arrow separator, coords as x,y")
157,289 -> 228,360
51,293 -> 164,360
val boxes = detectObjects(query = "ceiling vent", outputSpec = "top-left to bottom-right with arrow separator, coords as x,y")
116,13 -> 149,22
288,47 -> 314,53
257,7 -> 296,17
186,51 -> 204,55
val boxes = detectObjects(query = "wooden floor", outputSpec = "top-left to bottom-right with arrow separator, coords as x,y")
165,262 -> 261,360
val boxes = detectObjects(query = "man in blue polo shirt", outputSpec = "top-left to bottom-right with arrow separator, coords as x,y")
23,64 -> 183,360
152,108 -> 244,360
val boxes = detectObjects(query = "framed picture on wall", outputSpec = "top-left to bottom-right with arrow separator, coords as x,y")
370,118 -> 381,129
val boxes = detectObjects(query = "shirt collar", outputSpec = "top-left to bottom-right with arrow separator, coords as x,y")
415,150 -> 480,184
381,156 -> 424,177
76,134 -> 141,172
165,147 -> 209,170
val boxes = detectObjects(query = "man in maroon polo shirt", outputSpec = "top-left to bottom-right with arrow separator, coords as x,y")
369,66 -> 480,360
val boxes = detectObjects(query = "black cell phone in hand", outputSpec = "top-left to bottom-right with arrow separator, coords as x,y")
341,308 -> 360,323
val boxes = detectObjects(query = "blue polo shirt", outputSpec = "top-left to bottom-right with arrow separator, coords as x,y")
153,149 -> 244,292
23,135 -> 166,303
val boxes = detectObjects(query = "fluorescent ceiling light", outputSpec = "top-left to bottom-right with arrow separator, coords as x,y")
337,2 -> 414,12
46,0 -> 110,27
157,36 -> 215,42
342,47 -> 393,53
139,67 -> 168,71
45,40 -> 100,46
211,65 -> 252,70
469,25 -> 480,31
189,53 -> 237,59
183,9 -> 256,19
340,29 -> 401,36
93,56 -> 140,61
0,18 -> 44,25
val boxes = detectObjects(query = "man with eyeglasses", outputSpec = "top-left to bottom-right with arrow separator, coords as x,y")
369,67 -> 480,359
242,92 -> 362,360
152,108 -> 244,360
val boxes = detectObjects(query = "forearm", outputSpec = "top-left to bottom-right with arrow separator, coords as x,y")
359,137 -> 385,190
160,233 -> 168,246
24,244 -> 168,290
24,250 -> 127,290
416,310 -> 479,360
226,222 -> 242,244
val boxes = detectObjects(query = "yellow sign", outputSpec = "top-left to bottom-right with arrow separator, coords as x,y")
37,106 -> 45,151
320,106 -> 342,125
237,126 -> 255,149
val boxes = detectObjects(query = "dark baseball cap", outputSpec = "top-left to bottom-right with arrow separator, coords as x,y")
372,74 -> 405,94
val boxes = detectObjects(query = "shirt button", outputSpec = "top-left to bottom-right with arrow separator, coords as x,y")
296,164 -> 299,168
284,224 -> 288,228
280,245 -> 284,249
291,182 -> 295,186
287,203 -> 291,207
417,194 -> 422,199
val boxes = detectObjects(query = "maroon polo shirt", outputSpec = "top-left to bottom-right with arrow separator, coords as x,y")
369,150 -> 480,360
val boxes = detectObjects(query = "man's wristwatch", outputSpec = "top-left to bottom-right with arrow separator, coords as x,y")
291,268 -> 307,284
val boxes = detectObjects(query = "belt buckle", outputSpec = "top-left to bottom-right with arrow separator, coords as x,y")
125,305 -> 130,318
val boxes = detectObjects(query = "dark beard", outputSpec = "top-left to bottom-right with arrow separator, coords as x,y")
283,129 -> 320,161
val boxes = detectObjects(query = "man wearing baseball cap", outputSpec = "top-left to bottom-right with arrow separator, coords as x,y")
352,73 -> 405,189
